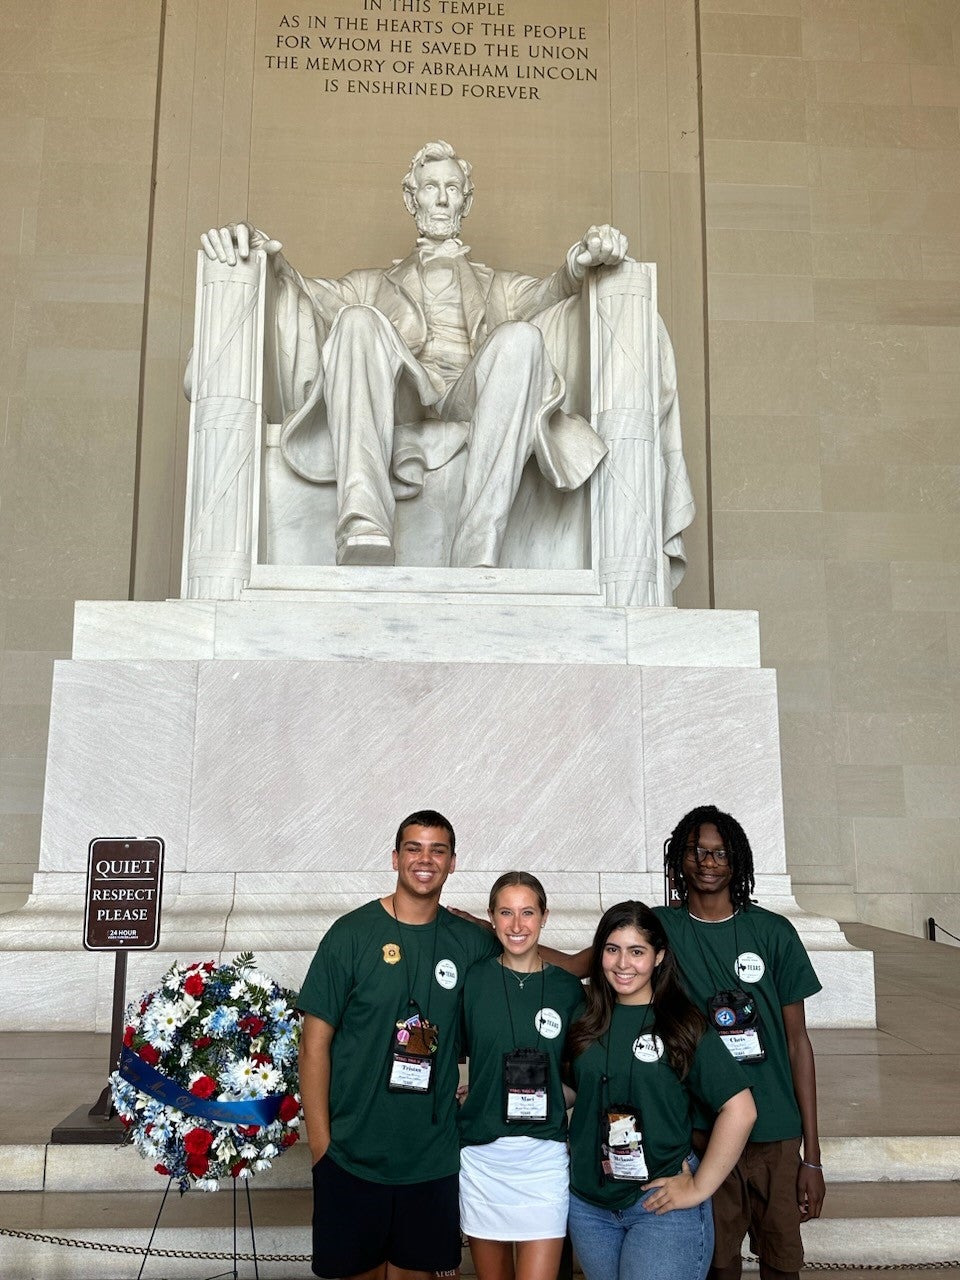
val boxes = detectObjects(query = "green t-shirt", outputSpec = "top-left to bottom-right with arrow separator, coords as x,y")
654,904 -> 821,1142
297,899 -> 499,1184
569,1003 -> 748,1210
458,958 -> 585,1147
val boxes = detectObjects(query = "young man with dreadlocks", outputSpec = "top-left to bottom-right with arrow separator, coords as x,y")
659,804 -> 824,1280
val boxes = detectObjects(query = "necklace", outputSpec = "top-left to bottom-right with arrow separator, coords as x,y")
688,909 -> 737,924
499,957 -> 543,990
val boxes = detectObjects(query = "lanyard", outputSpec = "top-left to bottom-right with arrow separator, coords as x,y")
596,1003 -> 652,1187
686,910 -> 748,993
602,1002 -> 653,1106
387,898 -> 443,1123
499,959 -> 546,1053
389,895 -> 441,1024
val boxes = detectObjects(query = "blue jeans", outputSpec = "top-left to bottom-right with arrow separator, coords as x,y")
568,1156 -> 714,1280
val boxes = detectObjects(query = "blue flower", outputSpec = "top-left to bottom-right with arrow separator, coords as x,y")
269,1030 -> 297,1064
203,1005 -> 239,1036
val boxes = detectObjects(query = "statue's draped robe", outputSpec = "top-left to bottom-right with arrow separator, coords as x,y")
269,251 -> 694,587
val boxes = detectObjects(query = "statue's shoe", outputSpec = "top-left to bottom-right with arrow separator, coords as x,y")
337,533 -> 395,566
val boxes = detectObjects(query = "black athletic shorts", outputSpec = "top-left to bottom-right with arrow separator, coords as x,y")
311,1152 -> 462,1277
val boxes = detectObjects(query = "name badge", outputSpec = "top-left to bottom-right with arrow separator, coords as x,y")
503,1048 -> 549,1123
708,989 -> 765,1064
718,1027 -> 764,1062
602,1105 -> 648,1181
388,1013 -> 438,1093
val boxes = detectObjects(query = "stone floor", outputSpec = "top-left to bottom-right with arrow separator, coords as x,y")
1,922 -> 959,1278
811,921 -> 960,1138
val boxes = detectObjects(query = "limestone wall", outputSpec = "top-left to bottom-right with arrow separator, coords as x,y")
701,0 -> 960,938
0,0 -> 162,910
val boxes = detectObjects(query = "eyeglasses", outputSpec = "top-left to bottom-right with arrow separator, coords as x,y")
684,845 -> 730,866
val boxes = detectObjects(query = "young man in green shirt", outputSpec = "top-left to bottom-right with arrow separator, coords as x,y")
659,805 -> 825,1280
297,809 -> 499,1280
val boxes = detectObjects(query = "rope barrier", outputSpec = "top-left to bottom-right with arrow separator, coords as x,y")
0,1225 -> 304,1261
1,1226 -> 958,1270
928,918 -> 960,946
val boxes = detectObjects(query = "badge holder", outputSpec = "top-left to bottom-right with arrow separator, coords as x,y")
388,1006 -> 439,1093
601,1103 -> 648,1181
709,988 -> 765,1063
503,1047 -> 550,1123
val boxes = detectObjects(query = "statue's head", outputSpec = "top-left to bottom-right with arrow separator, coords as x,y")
402,140 -> 474,241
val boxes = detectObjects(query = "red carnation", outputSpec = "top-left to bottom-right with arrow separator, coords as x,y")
281,1131 -> 299,1148
251,1052 -> 272,1066
123,1025 -> 135,1047
183,1127 -> 214,1155
238,1125 -> 260,1138
230,1159 -> 248,1178
193,1035 -> 212,1048
138,1043 -> 160,1066
238,1015 -> 266,1037
202,962 -> 215,973
190,1075 -> 218,1099
154,1163 -> 170,1175
183,973 -> 205,997
185,1153 -> 210,1178
277,1095 -> 300,1123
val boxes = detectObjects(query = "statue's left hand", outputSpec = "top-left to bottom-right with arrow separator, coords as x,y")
574,224 -> 628,272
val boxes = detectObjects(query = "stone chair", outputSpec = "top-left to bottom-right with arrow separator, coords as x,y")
182,250 -> 691,607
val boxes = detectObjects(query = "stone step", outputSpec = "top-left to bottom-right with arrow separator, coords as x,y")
1,1181 -> 958,1279
243,562 -> 603,598
8,1131 -> 960,1194
71,597 -> 762,669
806,1181 -> 960,1267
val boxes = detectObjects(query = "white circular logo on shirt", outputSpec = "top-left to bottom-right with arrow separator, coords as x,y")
535,1007 -> 563,1039
734,952 -> 765,984
633,1033 -> 665,1062
435,958 -> 458,989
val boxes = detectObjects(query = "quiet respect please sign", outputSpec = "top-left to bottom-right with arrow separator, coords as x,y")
83,838 -> 164,951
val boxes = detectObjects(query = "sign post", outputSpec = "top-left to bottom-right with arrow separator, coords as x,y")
51,837 -> 164,1143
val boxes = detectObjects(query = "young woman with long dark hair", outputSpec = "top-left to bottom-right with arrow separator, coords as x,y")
566,900 -> 756,1280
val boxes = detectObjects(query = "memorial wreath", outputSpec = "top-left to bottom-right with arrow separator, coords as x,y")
110,952 -> 302,1192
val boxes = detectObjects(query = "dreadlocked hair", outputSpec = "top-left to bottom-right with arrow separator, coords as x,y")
566,901 -> 707,1080
663,804 -> 756,913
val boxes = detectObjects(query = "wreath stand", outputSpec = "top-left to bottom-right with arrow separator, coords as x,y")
137,1174 -> 261,1279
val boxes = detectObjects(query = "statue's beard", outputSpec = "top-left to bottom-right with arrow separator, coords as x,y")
415,208 -> 462,240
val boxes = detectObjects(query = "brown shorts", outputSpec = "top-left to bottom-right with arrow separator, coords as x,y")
693,1132 -> 803,1272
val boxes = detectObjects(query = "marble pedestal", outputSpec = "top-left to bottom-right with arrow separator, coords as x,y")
0,581 -> 875,1029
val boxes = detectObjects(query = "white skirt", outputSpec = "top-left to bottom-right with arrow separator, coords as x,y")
459,1136 -> 569,1241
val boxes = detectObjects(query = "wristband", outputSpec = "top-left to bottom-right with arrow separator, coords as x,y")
801,1160 -> 823,1170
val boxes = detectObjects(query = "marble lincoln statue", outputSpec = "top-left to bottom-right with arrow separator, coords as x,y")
199,137 -> 640,568
200,139 -> 642,569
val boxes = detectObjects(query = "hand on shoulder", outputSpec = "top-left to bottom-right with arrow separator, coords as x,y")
447,905 -> 492,932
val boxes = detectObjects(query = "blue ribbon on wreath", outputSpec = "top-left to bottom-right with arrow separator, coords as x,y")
118,1047 -> 283,1127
